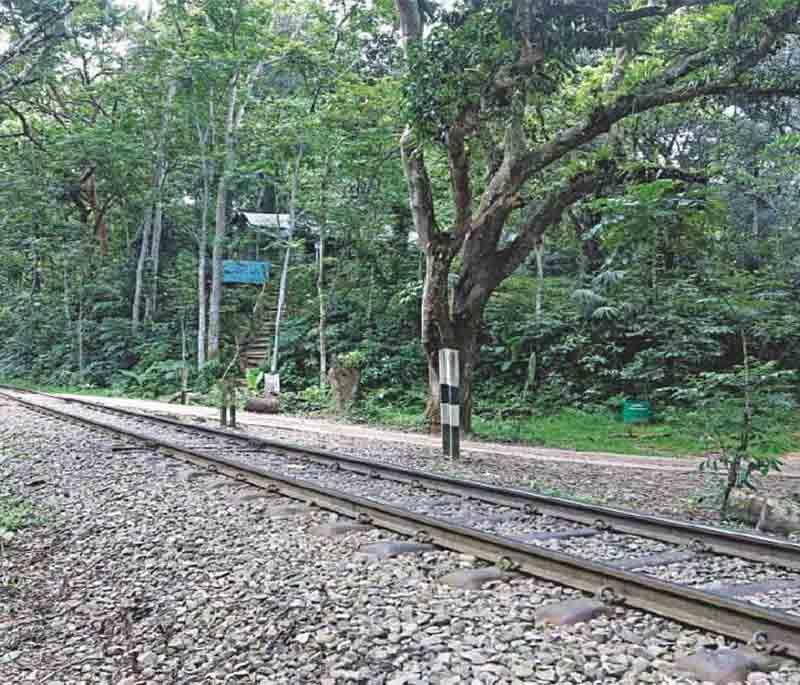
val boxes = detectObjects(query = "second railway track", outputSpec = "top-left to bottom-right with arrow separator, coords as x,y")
2,385 -> 799,665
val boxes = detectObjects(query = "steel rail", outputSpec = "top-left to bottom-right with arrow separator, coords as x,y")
3,388 -> 800,656
4,385 -> 800,571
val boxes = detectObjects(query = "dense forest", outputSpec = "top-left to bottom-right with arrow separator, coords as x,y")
1,0 -> 799,463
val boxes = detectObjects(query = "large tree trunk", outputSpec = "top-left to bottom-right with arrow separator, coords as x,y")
194,96 -> 215,368
423,310 -> 481,436
317,218 -> 327,387
313,159 -> 330,387
207,74 -> 240,359
133,82 -> 176,330
148,80 -> 177,319
457,322 -> 481,436
77,299 -> 84,379
419,246 -> 453,424
328,365 -> 359,413
150,81 -> 177,315
132,204 -> 153,332
197,203 -> 208,367
207,159 -> 228,359
419,243 -> 485,435
149,194 -> 165,319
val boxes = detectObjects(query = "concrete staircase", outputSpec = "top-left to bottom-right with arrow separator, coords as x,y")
240,286 -> 279,372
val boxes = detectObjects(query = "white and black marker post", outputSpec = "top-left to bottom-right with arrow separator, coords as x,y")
439,348 -> 460,459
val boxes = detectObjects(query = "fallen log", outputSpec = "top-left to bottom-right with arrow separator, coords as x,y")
245,396 -> 280,414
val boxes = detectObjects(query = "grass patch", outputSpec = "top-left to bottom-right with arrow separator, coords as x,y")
0,377 -> 118,398
352,398 -> 796,459
478,405 -> 798,458
471,409 -> 703,457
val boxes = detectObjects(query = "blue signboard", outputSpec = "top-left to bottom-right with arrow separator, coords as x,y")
222,260 -> 270,285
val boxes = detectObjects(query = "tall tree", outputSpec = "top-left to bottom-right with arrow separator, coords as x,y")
393,0 -> 800,432
133,79 -> 177,330
207,60 -> 264,358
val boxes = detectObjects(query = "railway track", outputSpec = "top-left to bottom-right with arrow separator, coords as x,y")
2,385 -> 799,676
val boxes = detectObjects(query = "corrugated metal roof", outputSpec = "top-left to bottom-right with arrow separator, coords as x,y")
240,212 -> 292,228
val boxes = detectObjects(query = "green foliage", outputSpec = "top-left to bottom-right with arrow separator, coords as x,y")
282,385 -> 331,413
355,399 -> 795,460
245,368 -> 264,394
349,389 -> 427,430
194,361 -> 223,394
683,360 -> 797,508
114,360 -> 188,398
0,496 -> 34,545
403,8 -> 513,135
337,349 -> 368,370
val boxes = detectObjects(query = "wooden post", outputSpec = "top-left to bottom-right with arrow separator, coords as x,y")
439,348 -> 460,459
180,367 -> 189,405
229,382 -> 237,429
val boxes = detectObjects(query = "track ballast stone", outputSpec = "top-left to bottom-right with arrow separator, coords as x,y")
32,391 -> 800,531
1,397 -> 800,684
11,392 -> 800,617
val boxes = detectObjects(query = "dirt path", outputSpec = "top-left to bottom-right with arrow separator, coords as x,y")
53,393 -> 800,476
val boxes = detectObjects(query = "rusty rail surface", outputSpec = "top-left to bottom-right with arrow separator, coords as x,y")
2,386 -> 799,656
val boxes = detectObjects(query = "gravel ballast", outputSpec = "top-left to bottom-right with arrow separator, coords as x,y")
1,397 -> 800,684
53,393 -> 800,527
19,391 -> 800,529
4,392 -> 800,613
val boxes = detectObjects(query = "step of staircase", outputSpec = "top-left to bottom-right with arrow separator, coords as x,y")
239,283 -> 298,372
243,347 -> 269,357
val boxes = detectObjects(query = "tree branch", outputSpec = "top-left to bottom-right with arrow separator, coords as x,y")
395,0 -> 423,45
1,102 -> 46,151
401,127 -> 438,248
447,110 -> 475,238
0,1 -> 77,98
472,4 -> 799,239
607,0 -> 717,28
395,0 -> 438,250
493,162 -> 708,288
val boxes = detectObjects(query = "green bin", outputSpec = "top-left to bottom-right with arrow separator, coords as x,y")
623,399 -> 652,424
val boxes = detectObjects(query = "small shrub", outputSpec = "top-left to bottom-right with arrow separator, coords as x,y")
0,496 -> 34,540
338,349 -> 368,370
283,386 -> 332,413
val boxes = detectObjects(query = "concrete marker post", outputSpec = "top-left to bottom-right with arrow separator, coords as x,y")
439,348 -> 460,459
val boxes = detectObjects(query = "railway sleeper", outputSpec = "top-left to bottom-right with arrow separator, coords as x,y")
360,541 -> 436,560
673,642 -> 785,685
439,564 -> 520,590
